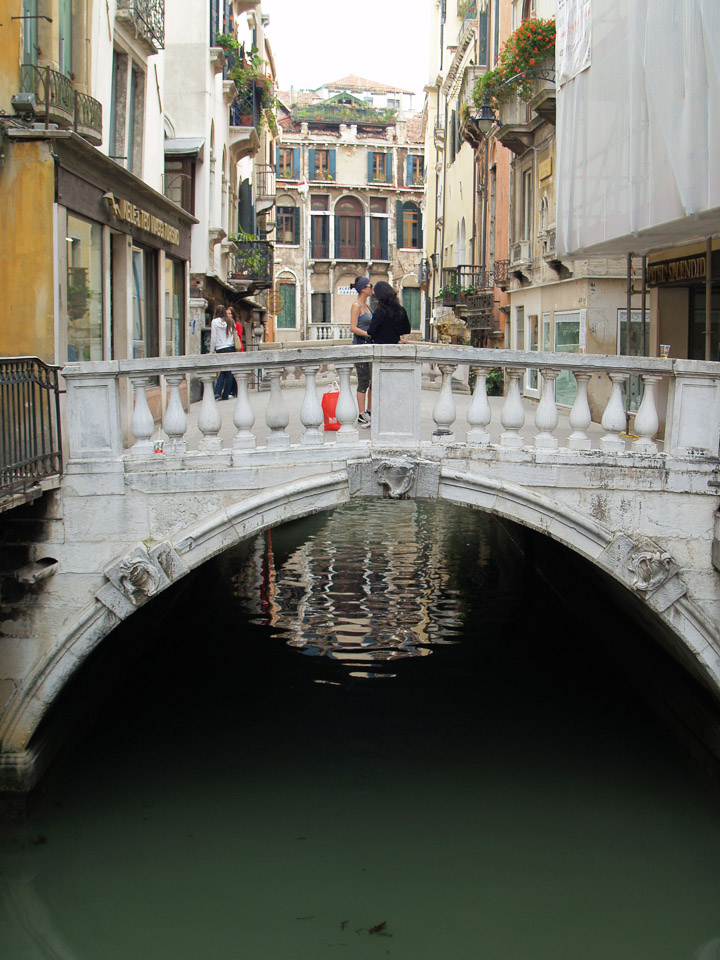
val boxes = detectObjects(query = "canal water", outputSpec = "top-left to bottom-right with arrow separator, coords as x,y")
1,501 -> 720,959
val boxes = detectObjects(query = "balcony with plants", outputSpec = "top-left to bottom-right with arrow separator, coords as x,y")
227,232 -> 273,292
438,265 -> 494,307
228,50 -> 277,135
472,17 -> 555,152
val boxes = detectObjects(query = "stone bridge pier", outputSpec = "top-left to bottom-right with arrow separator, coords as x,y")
1,345 -> 719,794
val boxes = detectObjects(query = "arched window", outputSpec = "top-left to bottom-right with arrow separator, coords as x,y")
397,201 -> 422,250
335,197 -> 364,260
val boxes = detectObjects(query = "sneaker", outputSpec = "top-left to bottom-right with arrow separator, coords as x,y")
365,409 -> 371,419
357,413 -> 371,428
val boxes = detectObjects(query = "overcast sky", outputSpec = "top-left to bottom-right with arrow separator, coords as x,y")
262,0 -> 433,107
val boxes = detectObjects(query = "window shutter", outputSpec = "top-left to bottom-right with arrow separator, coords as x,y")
367,152 -> 374,183
293,207 -> 300,245
406,154 -> 413,185
329,150 -> 336,181
334,215 -> 341,258
275,145 -> 280,171
380,218 -> 388,259
417,213 -> 423,251
450,111 -> 456,163
292,147 -> 300,179
359,215 -> 365,258
385,153 -> 392,183
308,148 -> 316,180
210,0 -> 218,45
396,200 -> 404,249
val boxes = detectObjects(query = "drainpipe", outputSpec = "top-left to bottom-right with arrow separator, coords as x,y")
640,254 -> 647,354
625,252 -> 632,356
706,237 -> 712,361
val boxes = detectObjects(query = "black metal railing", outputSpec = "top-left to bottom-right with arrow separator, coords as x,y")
254,163 -> 276,199
73,90 -> 103,144
229,82 -> 261,128
439,265 -> 493,305
20,63 -> 73,124
494,259 -> 510,286
1,358 -> 62,502
229,240 -> 274,284
116,0 -> 165,50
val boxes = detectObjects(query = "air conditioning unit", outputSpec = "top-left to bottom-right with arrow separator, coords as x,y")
510,240 -> 530,264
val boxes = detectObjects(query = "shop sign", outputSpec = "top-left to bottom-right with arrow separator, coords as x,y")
103,192 -> 180,246
647,255 -> 706,286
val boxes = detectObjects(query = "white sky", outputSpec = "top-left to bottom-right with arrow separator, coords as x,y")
261,0 -> 433,108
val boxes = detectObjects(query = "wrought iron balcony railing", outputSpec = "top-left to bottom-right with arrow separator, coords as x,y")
116,0 -> 165,52
19,65 -> 102,144
439,265 -> 494,305
1,357 -> 62,510
494,259 -> 510,287
229,240 -> 273,286
254,163 -> 276,200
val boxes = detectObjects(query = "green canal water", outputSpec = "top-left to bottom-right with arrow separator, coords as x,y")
1,501 -> 720,959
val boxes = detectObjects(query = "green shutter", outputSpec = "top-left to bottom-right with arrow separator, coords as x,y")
385,152 -> 392,183
329,150 -> 336,180
277,284 -> 296,328
368,152 -> 374,183
292,147 -> 300,179
294,207 -> 300,245
406,154 -> 413,185
308,148 -> 316,180
396,200 -> 404,248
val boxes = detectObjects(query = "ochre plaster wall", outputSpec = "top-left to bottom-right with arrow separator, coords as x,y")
0,140 -> 56,362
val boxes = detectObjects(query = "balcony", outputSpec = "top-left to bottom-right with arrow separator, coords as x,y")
254,163 -> 276,217
19,65 -> 103,145
228,240 -> 273,292
228,92 -> 261,160
439,265 -> 493,306
116,0 -> 165,53
308,323 -> 351,341
494,259 -> 510,290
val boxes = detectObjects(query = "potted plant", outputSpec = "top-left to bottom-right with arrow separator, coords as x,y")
229,50 -> 276,114
473,17 -> 555,110
214,32 -> 239,54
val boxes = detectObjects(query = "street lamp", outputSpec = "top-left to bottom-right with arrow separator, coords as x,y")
472,67 -> 556,135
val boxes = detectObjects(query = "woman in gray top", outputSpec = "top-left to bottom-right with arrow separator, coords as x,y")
350,276 -> 373,427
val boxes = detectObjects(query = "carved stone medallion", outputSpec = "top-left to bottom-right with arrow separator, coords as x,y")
374,458 -> 417,498
626,540 -> 678,594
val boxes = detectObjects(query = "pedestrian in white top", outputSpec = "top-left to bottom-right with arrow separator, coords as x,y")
210,304 -> 237,400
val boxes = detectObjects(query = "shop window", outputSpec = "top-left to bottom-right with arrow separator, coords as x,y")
277,205 -> 300,245
66,215 -> 103,362
131,246 -> 158,360
689,289 -> 720,362
311,293 -> 330,324
276,282 -> 296,329
164,258 -> 185,356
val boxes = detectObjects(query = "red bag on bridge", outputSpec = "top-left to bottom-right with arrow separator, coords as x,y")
322,384 -> 340,431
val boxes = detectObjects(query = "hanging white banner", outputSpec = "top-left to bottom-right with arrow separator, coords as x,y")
557,0 -> 592,85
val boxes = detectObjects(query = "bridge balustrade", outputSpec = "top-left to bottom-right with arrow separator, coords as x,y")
60,346 -> 720,463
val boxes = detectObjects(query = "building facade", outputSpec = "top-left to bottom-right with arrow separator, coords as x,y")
269,77 -> 425,342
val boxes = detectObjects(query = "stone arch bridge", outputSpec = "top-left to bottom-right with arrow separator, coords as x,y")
1,344 -> 720,793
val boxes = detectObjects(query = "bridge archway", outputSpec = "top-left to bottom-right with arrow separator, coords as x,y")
2,462 -> 719,791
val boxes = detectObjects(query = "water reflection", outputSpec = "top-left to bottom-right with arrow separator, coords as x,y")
232,501 -> 494,676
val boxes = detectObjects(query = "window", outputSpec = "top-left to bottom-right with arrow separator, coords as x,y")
397,201 -> 422,249
521,168 -> 533,241
689,289 -> 720,361
311,293 -> 331,324
276,282 -> 296,329
277,205 -> 300,245
131,246 -> 158,360
110,51 -> 145,173
407,154 -> 424,187
164,158 -> 196,215
526,314 -> 539,390
370,198 -> 388,260
403,287 -> 421,330
164,258 -> 185,356
335,197 -> 364,259
277,146 -> 299,180
310,195 -> 329,258
309,148 -> 335,181
368,152 -> 391,184
555,311 -> 585,406
388,98 -> 400,109
66,215 -> 103,362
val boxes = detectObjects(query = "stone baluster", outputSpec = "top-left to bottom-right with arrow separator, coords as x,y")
163,374 -> 188,455
466,366 -> 492,445
265,368 -> 290,448
634,374 -> 661,454
232,371 -> 256,450
600,372 -> 629,453
432,363 -> 457,442
129,376 -> 155,455
300,365 -> 325,446
534,368 -> 560,449
567,372 -> 593,451
500,367 -> 525,448
197,374 -> 223,450
334,363 -> 359,443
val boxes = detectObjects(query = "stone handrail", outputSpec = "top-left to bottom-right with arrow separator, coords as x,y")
61,345 -> 720,463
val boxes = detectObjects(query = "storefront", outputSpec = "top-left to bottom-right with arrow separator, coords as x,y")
648,244 -> 720,362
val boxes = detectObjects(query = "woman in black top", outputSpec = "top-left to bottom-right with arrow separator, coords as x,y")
367,281 -> 411,344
